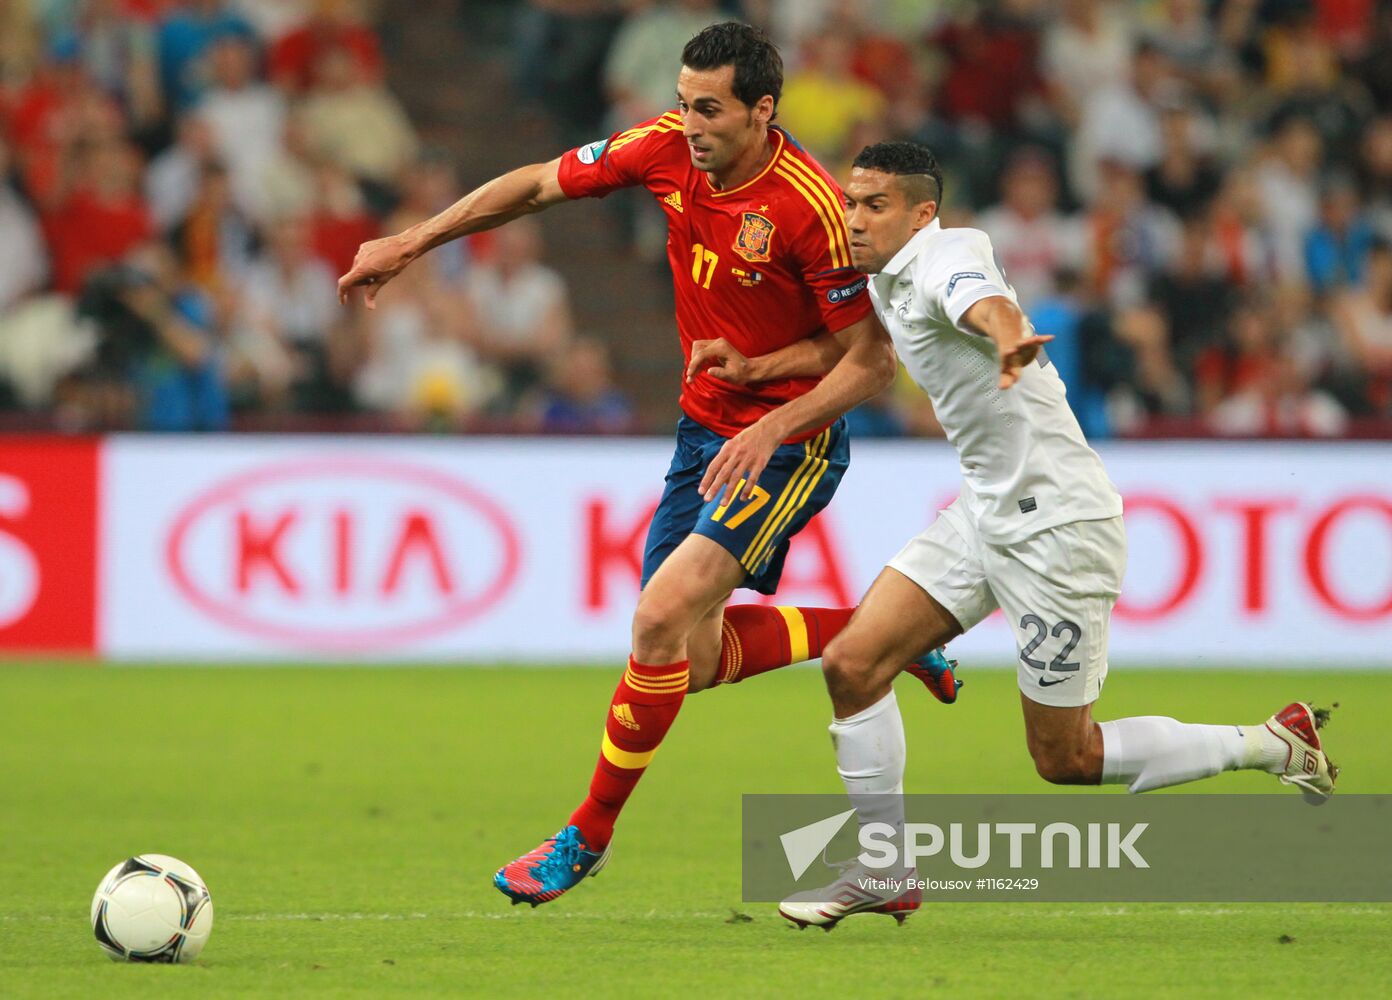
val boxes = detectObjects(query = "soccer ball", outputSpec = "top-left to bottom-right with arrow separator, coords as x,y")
90,854 -> 214,963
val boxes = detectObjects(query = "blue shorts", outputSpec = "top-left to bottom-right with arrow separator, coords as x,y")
641,415 -> 850,595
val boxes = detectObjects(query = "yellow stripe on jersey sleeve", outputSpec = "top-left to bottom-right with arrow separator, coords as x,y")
773,165 -> 848,270
612,112 -> 681,142
608,114 -> 683,153
778,155 -> 853,268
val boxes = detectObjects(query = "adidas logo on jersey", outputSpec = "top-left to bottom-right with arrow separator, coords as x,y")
612,704 -> 641,731
662,191 -> 683,213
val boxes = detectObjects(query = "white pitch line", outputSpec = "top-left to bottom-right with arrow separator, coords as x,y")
207,907 -> 1392,921
7,907 -> 1390,924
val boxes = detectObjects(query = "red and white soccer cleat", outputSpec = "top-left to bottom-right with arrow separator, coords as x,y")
1266,702 -> 1339,805
778,864 -> 921,931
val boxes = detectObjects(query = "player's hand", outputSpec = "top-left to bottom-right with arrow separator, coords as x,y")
700,418 -> 782,506
996,332 -> 1054,390
337,235 -> 418,309
686,338 -> 755,385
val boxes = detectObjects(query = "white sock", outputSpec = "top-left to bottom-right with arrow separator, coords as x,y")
830,691 -> 906,861
1099,716 -> 1286,793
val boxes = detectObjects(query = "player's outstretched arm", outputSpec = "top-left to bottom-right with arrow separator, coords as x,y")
959,295 -> 1054,390
337,157 -> 570,308
699,314 -> 896,504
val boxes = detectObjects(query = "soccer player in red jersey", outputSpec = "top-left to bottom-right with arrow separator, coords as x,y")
338,22 -> 956,907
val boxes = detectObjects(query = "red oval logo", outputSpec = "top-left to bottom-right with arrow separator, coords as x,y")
165,456 -> 521,651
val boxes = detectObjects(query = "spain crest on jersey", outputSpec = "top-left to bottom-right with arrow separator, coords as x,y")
733,212 -> 775,263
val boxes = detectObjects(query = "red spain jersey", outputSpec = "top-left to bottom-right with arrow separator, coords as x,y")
556,112 -> 872,441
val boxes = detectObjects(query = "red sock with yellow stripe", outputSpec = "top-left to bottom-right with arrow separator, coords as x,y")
569,656 -> 689,848
715,605 -> 854,685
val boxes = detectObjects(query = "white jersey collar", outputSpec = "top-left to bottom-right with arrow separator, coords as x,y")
879,218 -> 942,278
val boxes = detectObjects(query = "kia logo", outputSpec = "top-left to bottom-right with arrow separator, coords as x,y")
165,457 -> 522,651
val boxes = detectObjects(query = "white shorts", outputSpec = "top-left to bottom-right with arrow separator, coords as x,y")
887,499 -> 1127,708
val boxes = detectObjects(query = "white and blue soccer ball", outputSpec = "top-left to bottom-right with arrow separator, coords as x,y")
90,854 -> 214,963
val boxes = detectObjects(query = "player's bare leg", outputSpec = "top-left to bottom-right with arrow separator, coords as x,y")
494,535 -> 743,906
629,534 -> 745,667
821,568 -> 962,717
1019,697 -> 1103,784
1020,693 -> 1339,803
781,569 -> 962,929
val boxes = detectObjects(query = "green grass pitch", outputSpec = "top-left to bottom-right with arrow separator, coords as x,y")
1,663 -> 1389,998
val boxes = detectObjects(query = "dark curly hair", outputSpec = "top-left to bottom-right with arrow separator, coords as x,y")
852,142 -> 944,207
681,22 -> 783,116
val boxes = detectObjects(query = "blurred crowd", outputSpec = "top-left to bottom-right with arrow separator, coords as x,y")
5,1 -> 1392,438
0,0 -> 634,432
518,0 -> 1392,438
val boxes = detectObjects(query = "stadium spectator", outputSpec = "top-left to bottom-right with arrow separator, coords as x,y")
1208,164 -> 1274,288
231,0 -> 313,44
1069,39 -> 1174,202
463,216 -> 573,406
603,0 -> 722,127
69,0 -> 164,134
976,148 -> 1083,310
41,136 -> 152,294
0,0 -> 42,90
1275,279 -> 1362,413
1144,0 -> 1225,94
1331,238 -> 1392,414
1040,0 -> 1134,129
1029,267 -> 1110,438
145,112 -> 219,230
268,0 -> 381,93
1080,159 -> 1179,309
307,159 -> 380,278
511,0 -> 626,145
0,293 -> 92,412
195,31 -> 286,220
250,114 -> 318,224
1254,114 -> 1324,282
1103,303 -> 1191,431
1304,173 -> 1377,293
1147,211 -> 1237,369
353,244 -> 496,425
777,27 -> 885,165
293,43 -> 417,195
1352,2 -> 1392,110
168,160 -> 255,291
527,336 -> 634,434
1260,10 -> 1373,168
1145,98 -> 1222,218
1361,116 -> 1392,240
931,4 -> 1043,135
6,39 -> 125,205
0,136 -> 48,312
69,241 -> 230,431
1203,298 -> 1349,437
155,0 -> 256,111
235,213 -> 346,411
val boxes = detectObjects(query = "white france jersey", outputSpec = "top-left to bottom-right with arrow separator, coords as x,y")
869,219 -> 1122,544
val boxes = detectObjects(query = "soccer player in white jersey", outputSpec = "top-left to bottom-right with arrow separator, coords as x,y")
687,141 -> 1339,930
